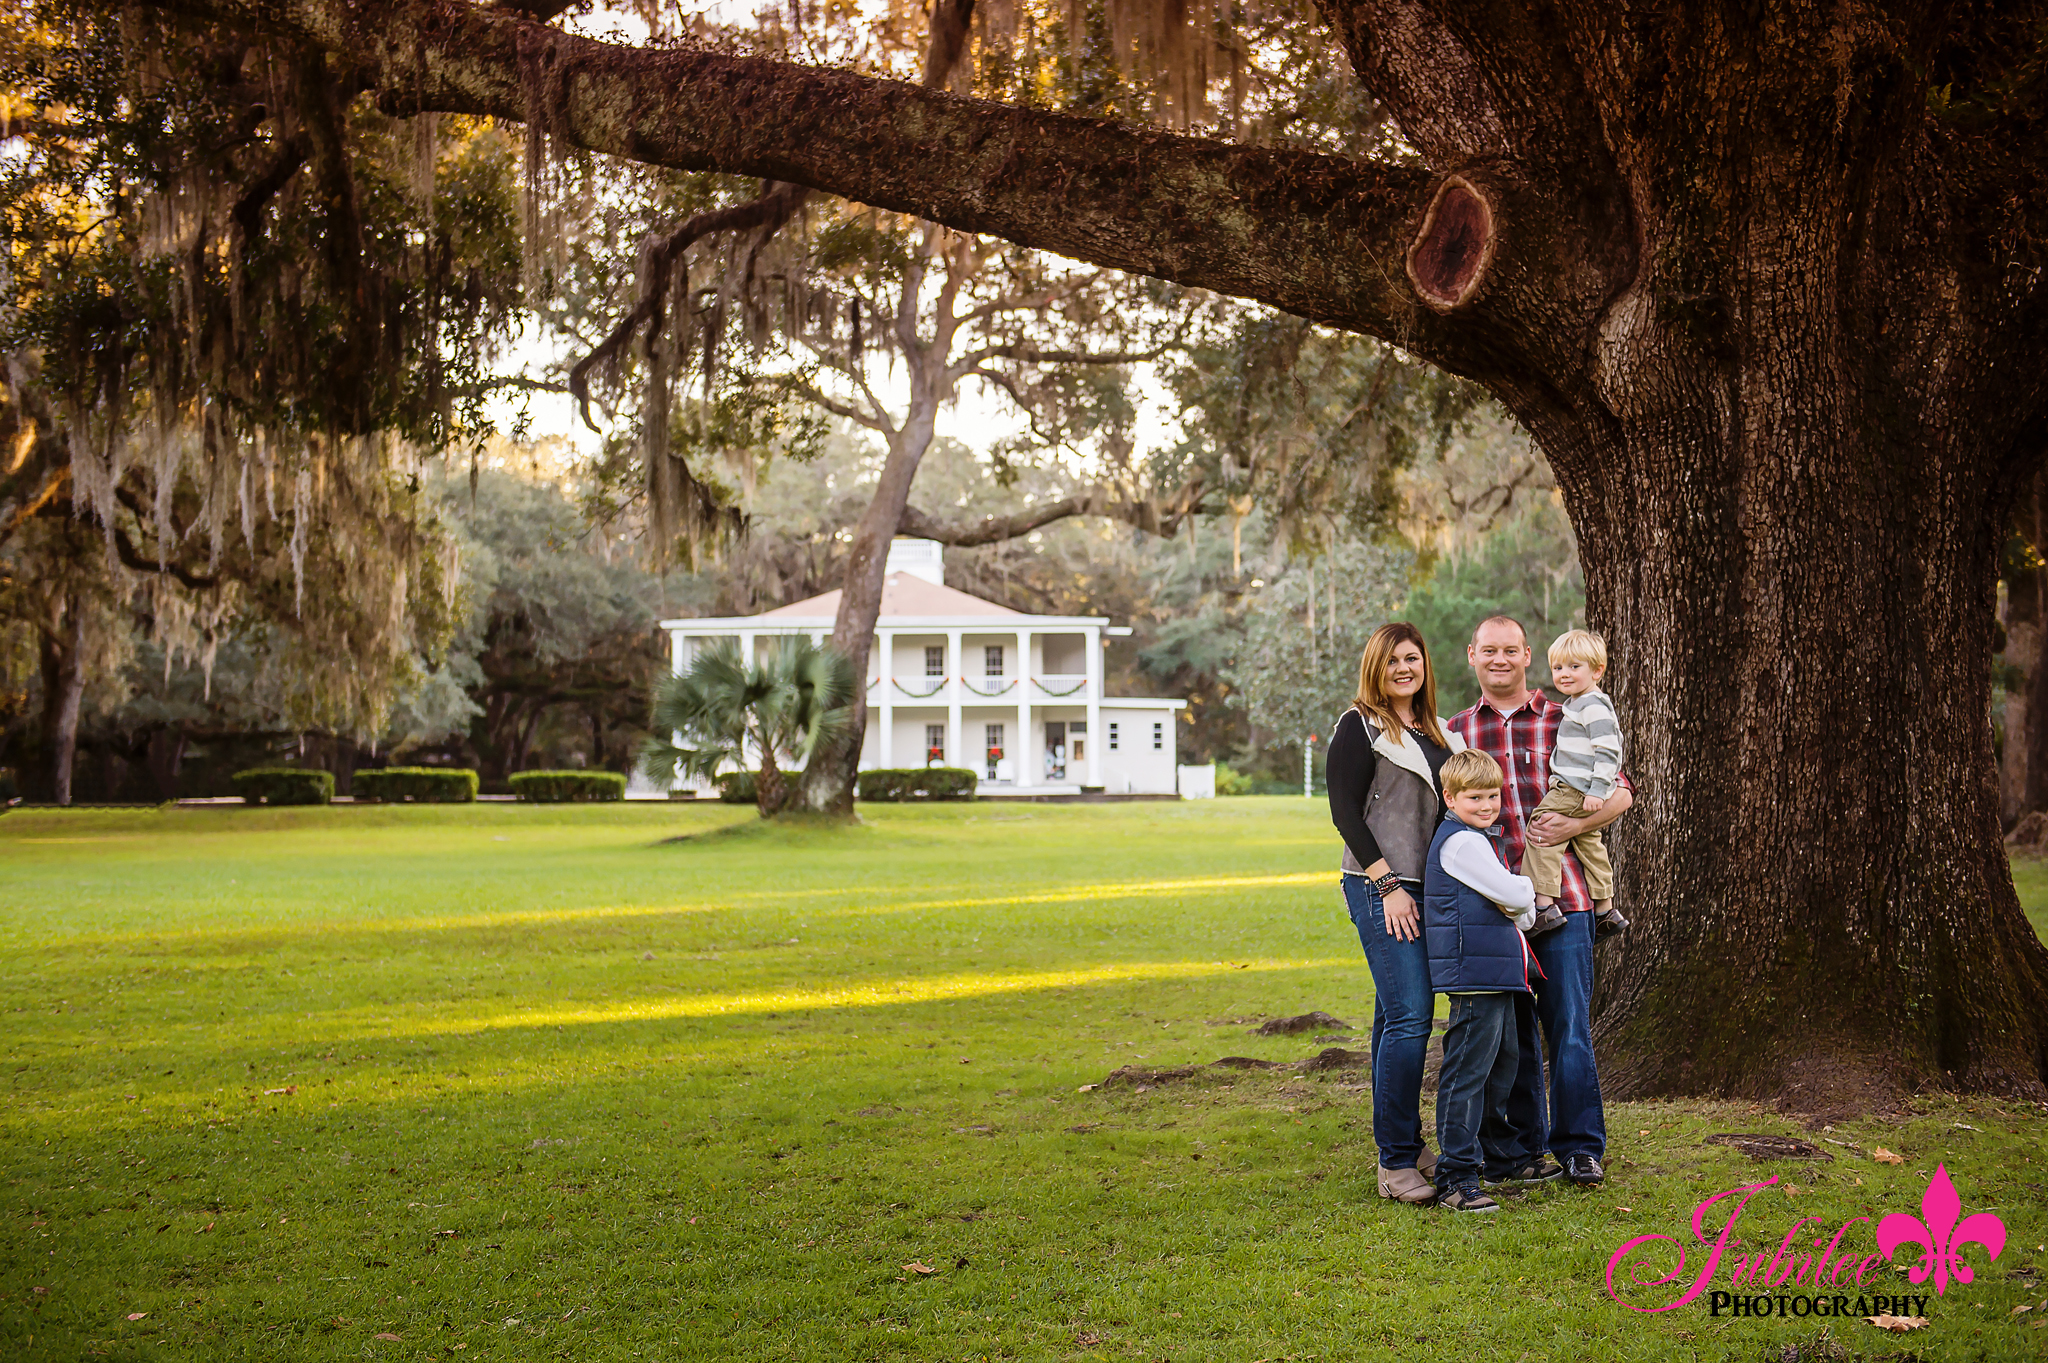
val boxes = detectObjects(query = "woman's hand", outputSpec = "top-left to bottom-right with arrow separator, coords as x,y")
1382,885 -> 1421,941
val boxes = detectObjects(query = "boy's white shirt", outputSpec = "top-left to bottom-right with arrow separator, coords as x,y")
1441,827 -> 1538,931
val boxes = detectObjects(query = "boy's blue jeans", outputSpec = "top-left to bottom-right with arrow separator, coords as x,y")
1341,876 -> 1432,1170
1434,991 -> 1523,1190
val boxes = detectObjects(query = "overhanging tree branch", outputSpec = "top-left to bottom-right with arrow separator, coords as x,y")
137,0 -> 1551,374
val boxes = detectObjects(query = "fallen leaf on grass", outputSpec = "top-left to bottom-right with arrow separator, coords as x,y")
1864,1314 -> 1927,1331
1872,1147 -> 1904,1164
1077,1084 -> 1098,1092
901,1262 -> 936,1275
263,1086 -> 296,1097
1615,1206 -> 1633,1213
375,1333 -> 402,1341
127,1313 -> 147,1320
2013,1305 -> 2034,1315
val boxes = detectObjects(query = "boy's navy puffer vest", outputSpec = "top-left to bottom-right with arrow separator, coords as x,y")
1424,813 -> 1538,994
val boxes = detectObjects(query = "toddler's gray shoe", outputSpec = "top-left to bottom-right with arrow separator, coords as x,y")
1438,1181 -> 1500,1213
1526,905 -> 1568,936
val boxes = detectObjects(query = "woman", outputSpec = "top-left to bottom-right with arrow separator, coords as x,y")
1327,622 -> 1465,1205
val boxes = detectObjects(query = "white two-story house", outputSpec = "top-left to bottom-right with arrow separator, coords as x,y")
658,539 -> 1185,795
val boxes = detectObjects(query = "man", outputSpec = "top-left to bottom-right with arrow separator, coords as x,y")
1448,615 -> 1633,1187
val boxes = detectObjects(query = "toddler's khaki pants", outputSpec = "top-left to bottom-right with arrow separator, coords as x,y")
1520,778 -> 1614,900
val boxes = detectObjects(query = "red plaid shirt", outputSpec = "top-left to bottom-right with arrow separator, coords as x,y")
1448,690 -> 1632,914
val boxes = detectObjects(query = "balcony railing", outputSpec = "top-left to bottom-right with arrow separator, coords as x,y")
862,675 -> 1094,701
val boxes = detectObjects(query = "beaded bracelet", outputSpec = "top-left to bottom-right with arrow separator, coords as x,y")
1372,871 -> 1402,897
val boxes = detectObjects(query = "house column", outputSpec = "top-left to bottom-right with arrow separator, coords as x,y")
1086,625 -> 1102,788
946,629 -> 963,772
1015,628 -> 1032,789
876,629 -> 893,771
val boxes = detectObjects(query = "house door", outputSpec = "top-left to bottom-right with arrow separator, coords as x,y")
1044,721 -> 1067,781
985,724 -> 1006,782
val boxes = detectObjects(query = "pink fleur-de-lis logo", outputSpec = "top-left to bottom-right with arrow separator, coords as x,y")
1875,1163 -> 2006,1297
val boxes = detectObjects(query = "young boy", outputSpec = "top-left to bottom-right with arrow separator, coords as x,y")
1423,749 -> 1541,1213
1521,629 -> 1630,940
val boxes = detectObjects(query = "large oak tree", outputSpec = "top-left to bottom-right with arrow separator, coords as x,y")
136,0 -> 2048,1109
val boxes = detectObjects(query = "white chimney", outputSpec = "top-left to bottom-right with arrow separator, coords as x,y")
885,537 -> 945,585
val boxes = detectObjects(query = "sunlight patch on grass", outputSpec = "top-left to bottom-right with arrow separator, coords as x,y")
29,870 -> 1335,949
288,956 -> 1351,1042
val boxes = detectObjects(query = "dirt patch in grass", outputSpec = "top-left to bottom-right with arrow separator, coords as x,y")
1703,1132 -> 1833,1161
1254,1010 -> 1351,1035
1091,1047 -> 1365,1090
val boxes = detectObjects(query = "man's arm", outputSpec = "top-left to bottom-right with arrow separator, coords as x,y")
1441,830 -> 1536,911
1528,775 -> 1633,845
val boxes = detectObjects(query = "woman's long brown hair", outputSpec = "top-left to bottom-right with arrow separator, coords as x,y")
1354,622 -> 1447,748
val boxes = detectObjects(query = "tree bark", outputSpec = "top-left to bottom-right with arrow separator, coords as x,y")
40,603 -> 84,807
146,727 -> 188,802
792,404 -> 943,815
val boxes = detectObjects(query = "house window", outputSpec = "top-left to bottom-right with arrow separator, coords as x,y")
1069,720 -> 1086,762
984,723 -> 1004,781
984,645 -> 1003,678
1108,722 -> 1120,751
924,645 -> 945,677
925,724 -> 946,765
1152,721 -> 1164,750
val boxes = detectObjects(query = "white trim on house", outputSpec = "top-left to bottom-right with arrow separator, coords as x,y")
658,539 -> 1187,796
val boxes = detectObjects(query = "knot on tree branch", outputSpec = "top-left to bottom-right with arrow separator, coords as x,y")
1406,175 -> 1495,312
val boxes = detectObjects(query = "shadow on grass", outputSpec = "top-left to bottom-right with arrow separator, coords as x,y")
657,810 -> 867,846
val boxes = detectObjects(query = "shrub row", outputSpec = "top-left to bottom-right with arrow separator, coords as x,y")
856,767 -> 978,801
716,771 -> 758,804
509,770 -> 626,802
353,767 -> 478,803
232,767 -> 335,805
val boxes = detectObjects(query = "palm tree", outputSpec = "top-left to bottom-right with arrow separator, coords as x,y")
639,637 -> 854,816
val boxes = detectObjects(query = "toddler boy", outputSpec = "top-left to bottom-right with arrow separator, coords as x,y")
1422,749 -> 1541,1213
1522,629 -> 1629,940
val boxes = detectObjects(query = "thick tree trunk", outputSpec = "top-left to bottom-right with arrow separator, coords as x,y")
1557,338 -> 2048,1109
145,727 -> 187,802
39,605 -> 84,807
792,396 -> 942,814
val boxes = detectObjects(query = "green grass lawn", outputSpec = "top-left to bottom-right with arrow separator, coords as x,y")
3,798 -> 2046,1361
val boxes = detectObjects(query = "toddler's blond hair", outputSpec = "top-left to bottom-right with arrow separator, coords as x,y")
1439,749 -> 1504,797
1548,628 -> 1608,671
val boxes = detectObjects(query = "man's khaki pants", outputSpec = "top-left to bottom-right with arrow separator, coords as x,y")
1520,779 -> 1614,900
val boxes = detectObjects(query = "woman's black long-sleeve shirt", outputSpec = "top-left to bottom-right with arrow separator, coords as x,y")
1325,706 -> 1451,879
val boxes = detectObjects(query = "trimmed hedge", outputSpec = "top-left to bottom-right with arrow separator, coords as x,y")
509,770 -> 627,803
352,767 -> 478,803
716,771 -> 758,805
856,767 -> 978,802
232,767 -> 334,806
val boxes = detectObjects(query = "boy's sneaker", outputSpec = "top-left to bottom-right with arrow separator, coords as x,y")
1526,905 -> 1568,936
1438,1181 -> 1500,1213
1594,907 -> 1630,941
1484,1158 -> 1563,1186
1562,1152 -> 1605,1185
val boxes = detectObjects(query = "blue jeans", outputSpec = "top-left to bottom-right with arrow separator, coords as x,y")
1342,876 -> 1433,1169
1434,992 -> 1522,1188
1507,909 -> 1608,1162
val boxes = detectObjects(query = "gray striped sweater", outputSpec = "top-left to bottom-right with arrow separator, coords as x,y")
1551,688 -> 1623,800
